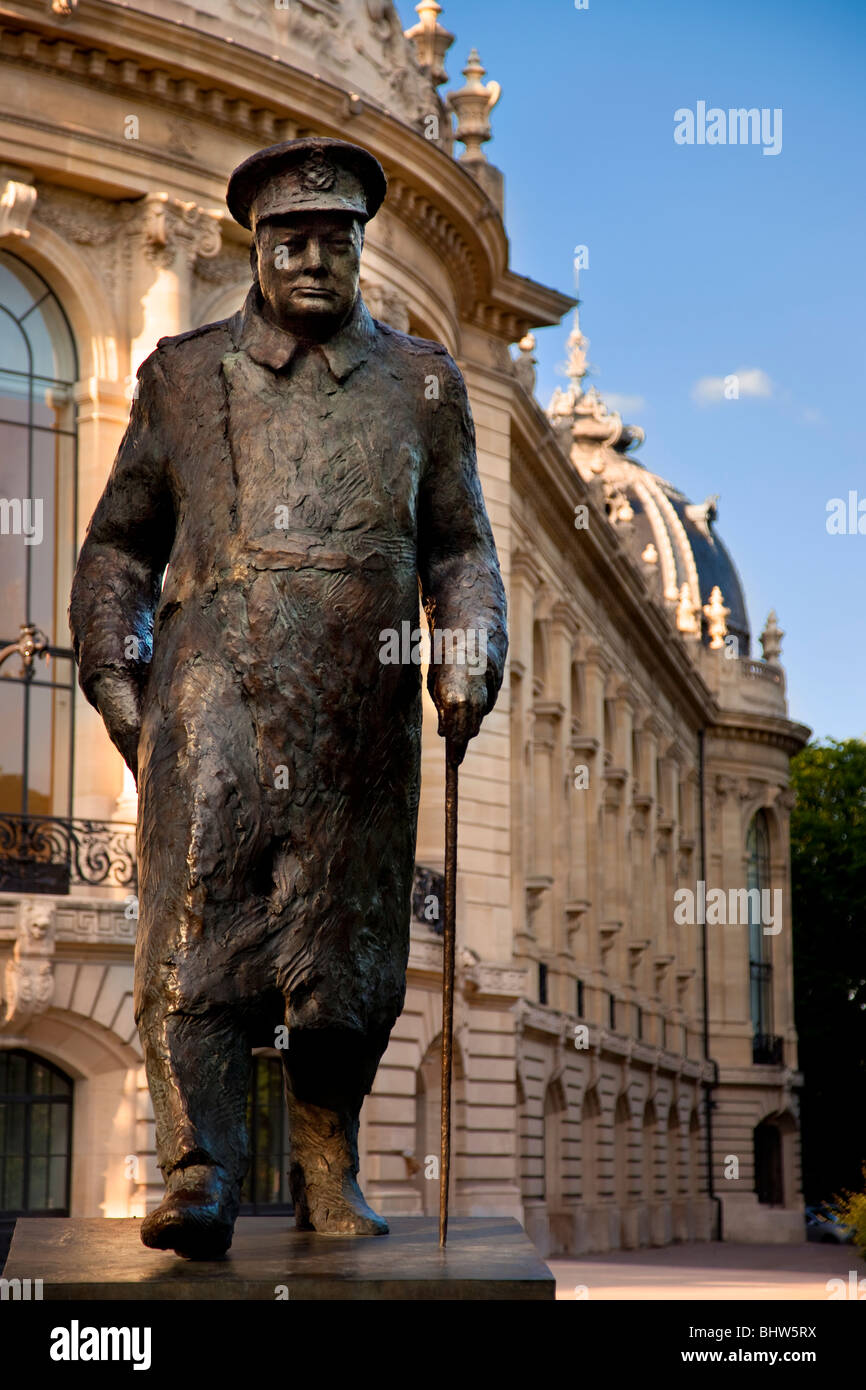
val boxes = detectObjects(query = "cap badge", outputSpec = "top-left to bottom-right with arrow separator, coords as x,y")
299,152 -> 336,192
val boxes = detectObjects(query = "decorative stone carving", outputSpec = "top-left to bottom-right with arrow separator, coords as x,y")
675,583 -> 699,636
513,333 -> 537,393
404,0 -> 454,87
31,184 -> 120,245
360,279 -> 410,333
448,49 -> 503,208
760,610 -> 784,665
702,585 -> 729,649
449,48 -> 500,163
547,307 -> 645,473
0,169 -> 37,239
140,193 -> 222,268
2,899 -> 56,1030
603,479 -> 635,525
684,495 -> 719,536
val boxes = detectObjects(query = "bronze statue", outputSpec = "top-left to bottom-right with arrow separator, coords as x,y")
69,138 -> 507,1259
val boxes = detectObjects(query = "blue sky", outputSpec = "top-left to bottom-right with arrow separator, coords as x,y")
396,0 -> 866,741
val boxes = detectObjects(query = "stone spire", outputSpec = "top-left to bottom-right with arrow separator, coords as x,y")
760,610 -> 784,664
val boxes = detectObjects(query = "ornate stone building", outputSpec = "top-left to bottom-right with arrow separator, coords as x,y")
0,0 -> 808,1261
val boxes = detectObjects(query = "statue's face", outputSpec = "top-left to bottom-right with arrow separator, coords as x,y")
254,212 -> 363,337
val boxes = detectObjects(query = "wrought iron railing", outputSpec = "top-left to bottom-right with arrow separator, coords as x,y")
0,814 -> 137,895
0,815 -> 444,924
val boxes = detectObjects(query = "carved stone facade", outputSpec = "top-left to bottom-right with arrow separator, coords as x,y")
0,0 -> 808,1253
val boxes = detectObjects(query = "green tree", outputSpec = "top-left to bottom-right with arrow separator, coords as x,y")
790,738 -> 866,1203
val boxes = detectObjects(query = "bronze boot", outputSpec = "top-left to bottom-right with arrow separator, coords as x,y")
140,1162 -> 240,1259
287,1094 -> 388,1236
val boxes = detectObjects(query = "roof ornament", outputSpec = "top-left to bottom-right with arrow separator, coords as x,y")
448,49 -> 503,208
404,1 -> 455,88
685,495 -> 720,536
760,610 -> 784,665
514,333 -> 537,393
547,303 -> 645,474
675,583 -> 700,637
702,585 -> 729,649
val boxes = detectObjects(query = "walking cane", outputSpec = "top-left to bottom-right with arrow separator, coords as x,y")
439,734 -> 460,1247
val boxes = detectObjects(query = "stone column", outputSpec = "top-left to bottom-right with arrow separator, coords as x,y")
129,193 -> 222,375
72,377 -> 139,820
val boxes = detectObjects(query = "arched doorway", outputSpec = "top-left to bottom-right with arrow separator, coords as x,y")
754,1119 -> 784,1206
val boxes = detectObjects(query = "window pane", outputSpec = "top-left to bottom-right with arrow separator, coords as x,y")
30,1101 -> 49,1152
4,1054 -> 27,1095
3,1153 -> 24,1209
29,1153 -> 47,1208
50,1102 -> 69,1152
50,1069 -> 71,1098
32,1063 -> 51,1095
48,1154 -> 66,1209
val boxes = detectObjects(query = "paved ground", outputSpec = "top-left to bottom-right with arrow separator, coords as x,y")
548,1242 -> 862,1299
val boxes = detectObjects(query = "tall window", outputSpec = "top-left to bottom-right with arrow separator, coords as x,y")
0,251 -> 78,820
747,811 -> 773,1042
0,1049 -> 73,1216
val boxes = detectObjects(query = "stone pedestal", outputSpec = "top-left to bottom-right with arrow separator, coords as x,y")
5,1215 -> 554,1300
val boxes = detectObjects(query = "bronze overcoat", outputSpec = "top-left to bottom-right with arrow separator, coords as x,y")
69,288 -> 508,1039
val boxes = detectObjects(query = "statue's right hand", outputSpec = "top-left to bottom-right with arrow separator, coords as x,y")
90,671 -> 142,782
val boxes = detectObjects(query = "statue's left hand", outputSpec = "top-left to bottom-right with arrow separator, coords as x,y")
90,670 -> 142,783
430,667 -> 489,767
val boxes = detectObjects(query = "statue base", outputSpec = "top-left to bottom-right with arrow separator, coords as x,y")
5,1215 -> 554,1300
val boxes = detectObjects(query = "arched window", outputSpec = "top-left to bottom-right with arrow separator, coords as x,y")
747,811 -> 775,1055
240,1052 -> 292,1213
0,250 -> 78,823
0,1048 -> 73,1216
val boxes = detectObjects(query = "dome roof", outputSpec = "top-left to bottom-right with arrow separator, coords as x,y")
614,467 -> 751,655
547,306 -> 751,656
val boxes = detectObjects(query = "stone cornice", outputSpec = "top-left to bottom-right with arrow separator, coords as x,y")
709,712 -> 811,757
0,0 -> 573,340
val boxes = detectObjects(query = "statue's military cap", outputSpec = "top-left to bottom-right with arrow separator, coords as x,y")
226,137 -> 387,232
